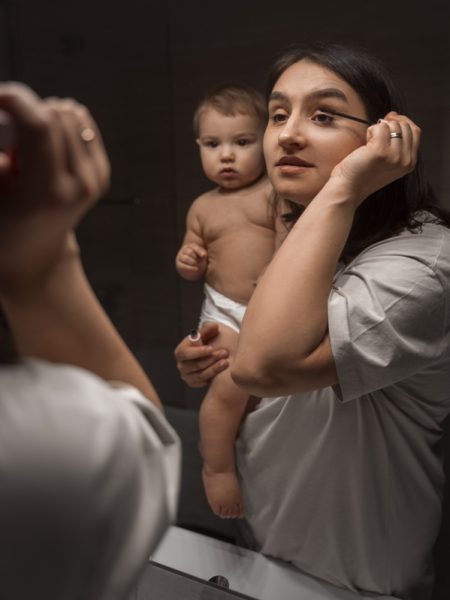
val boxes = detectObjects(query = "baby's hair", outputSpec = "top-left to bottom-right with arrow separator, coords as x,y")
193,82 -> 267,137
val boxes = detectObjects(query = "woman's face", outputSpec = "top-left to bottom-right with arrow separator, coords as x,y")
264,59 -> 369,206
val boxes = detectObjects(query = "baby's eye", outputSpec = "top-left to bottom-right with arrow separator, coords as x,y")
204,140 -> 219,148
236,138 -> 251,146
311,111 -> 335,125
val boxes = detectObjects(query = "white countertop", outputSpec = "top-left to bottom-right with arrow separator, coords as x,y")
151,526 -> 395,600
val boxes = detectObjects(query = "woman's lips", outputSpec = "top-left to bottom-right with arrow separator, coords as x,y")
275,156 -> 314,174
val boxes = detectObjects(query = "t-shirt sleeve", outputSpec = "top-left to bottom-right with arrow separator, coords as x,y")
110,381 -> 181,525
0,362 -> 181,600
328,232 -> 449,402
89,381 -> 182,599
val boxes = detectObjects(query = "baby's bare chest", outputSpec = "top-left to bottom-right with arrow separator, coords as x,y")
201,196 -> 273,243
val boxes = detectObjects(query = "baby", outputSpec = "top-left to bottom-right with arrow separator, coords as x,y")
176,83 -> 281,518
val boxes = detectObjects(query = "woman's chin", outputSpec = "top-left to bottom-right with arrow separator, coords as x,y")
271,182 -> 313,206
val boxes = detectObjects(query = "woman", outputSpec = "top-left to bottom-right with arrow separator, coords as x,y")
175,43 -> 450,599
0,83 -> 180,600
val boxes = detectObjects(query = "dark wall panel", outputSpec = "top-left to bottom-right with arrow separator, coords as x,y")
12,0 -> 173,198
8,0 -> 184,406
0,2 -> 14,80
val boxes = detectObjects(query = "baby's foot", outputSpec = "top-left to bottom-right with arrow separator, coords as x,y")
202,465 -> 244,519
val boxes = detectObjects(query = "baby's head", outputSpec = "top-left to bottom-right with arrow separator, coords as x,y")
193,83 -> 267,190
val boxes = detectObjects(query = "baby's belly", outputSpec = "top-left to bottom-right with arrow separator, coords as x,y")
206,239 -> 273,304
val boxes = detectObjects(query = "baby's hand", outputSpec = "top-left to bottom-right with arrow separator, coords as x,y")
176,242 -> 208,280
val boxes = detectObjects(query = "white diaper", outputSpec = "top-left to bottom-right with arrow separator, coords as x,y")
198,284 -> 247,334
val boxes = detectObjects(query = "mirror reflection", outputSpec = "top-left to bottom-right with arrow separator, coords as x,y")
1,2 -> 449,600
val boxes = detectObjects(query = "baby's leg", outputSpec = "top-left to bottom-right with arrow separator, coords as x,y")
199,323 -> 248,519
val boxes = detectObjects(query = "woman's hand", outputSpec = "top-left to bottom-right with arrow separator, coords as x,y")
0,83 -> 110,293
329,112 -> 421,207
0,83 -> 163,404
174,322 -> 229,388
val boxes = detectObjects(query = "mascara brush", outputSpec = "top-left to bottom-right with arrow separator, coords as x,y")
319,108 -> 374,126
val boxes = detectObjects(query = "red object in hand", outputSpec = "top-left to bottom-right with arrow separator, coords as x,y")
0,109 -> 18,181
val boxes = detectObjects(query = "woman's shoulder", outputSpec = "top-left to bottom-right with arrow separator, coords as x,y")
0,357 -> 104,385
0,358 -> 143,413
352,213 -> 450,275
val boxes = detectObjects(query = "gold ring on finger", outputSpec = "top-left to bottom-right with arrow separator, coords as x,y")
80,127 -> 96,143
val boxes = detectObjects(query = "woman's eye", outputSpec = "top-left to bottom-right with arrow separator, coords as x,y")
312,111 -> 335,125
271,112 -> 288,124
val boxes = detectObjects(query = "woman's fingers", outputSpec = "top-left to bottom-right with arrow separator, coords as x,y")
69,102 -> 110,196
174,326 -> 229,388
337,111 -> 421,204
198,322 -> 221,344
45,98 -> 110,204
0,82 -> 47,132
376,112 -> 420,172
175,341 -> 228,366
0,86 -> 110,212
0,84 -> 68,204
186,351 -> 229,373
178,355 -> 229,387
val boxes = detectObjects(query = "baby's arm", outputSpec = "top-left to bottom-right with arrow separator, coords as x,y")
176,202 -> 208,281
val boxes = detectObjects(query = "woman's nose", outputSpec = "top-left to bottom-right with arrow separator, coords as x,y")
278,117 -> 306,149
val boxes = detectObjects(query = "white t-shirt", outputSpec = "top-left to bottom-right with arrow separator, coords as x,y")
0,358 -> 180,600
236,217 -> 450,599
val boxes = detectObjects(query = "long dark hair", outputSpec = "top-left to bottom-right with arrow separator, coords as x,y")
0,311 -> 18,365
267,42 -> 450,262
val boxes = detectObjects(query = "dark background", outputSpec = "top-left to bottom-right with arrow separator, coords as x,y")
1,1 -> 449,593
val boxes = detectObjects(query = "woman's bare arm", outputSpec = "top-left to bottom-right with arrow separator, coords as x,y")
0,84 -> 160,406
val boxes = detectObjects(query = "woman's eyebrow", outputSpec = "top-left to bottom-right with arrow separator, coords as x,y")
306,87 -> 349,103
268,91 -> 288,103
269,87 -> 348,104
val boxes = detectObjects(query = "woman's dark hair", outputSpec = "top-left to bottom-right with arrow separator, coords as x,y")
267,42 -> 450,262
0,311 -> 18,365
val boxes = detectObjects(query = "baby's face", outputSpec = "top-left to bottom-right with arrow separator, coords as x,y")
196,108 -> 265,190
